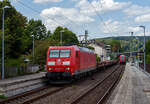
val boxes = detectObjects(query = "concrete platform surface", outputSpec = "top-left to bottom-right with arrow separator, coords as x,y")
0,72 -> 46,97
106,63 -> 150,104
0,72 -> 46,86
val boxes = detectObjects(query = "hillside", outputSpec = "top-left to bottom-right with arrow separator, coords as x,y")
95,36 -> 150,52
95,36 -> 150,43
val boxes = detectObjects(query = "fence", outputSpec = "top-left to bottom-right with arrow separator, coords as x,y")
0,64 -> 40,79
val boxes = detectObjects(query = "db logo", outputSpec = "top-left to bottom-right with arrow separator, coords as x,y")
57,59 -> 61,65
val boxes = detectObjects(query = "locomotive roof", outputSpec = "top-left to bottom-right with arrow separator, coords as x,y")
78,46 -> 94,53
49,45 -> 94,53
49,45 -> 78,49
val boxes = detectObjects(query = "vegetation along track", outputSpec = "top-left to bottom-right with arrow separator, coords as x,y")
71,65 -> 125,104
0,85 -> 68,104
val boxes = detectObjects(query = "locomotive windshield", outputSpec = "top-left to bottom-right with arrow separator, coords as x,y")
121,56 -> 124,61
49,50 -> 59,58
60,49 -> 70,58
49,49 -> 71,58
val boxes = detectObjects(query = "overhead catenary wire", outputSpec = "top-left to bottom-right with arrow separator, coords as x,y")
18,0 -> 88,34
87,0 -> 113,35
18,0 -> 121,39
17,0 -> 65,26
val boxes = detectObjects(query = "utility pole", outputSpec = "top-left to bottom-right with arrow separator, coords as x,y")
85,30 -> 88,47
2,7 -> 5,80
32,35 -> 35,64
60,30 -> 64,46
139,26 -> 146,71
79,30 -> 88,46
130,32 -> 133,62
1,6 -> 10,80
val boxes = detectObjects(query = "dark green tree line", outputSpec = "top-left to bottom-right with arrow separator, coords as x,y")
0,0 -> 79,68
146,40 -> 150,64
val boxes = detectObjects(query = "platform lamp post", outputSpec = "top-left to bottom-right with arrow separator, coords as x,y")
1,6 -> 10,80
31,35 -> 35,64
134,36 -> 140,68
130,32 -> 134,63
139,26 -> 146,71
60,30 -> 64,46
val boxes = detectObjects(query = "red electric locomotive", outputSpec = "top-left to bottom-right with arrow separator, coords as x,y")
119,55 -> 126,64
46,45 -> 97,83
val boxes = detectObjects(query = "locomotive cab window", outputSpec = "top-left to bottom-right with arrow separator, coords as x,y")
60,49 -> 71,58
49,50 -> 59,58
121,56 -> 124,61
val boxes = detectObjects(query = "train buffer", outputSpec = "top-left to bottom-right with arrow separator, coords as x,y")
106,63 -> 150,104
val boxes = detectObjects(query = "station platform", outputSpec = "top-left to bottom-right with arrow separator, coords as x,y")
0,72 -> 46,97
106,63 -> 150,104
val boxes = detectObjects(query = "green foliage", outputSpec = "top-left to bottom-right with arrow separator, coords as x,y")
146,40 -> 150,64
0,0 -> 27,58
23,19 -> 51,53
96,54 -> 101,62
25,19 -> 50,40
146,55 -> 150,64
109,40 -> 121,52
109,54 -> 116,60
5,57 -> 23,67
86,46 -> 95,50
72,85 -> 77,89
0,94 -> 7,99
0,1 -> 79,75
29,38 -> 60,70
51,26 -> 79,45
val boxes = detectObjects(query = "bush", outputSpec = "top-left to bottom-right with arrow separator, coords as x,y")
5,57 -> 23,67
96,54 -> 101,62
86,46 -> 95,50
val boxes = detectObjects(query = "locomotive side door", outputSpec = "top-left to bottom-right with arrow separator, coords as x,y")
76,51 -> 80,69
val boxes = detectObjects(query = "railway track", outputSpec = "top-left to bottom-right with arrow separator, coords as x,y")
0,85 -> 67,104
70,65 -> 125,104
0,64 -> 123,104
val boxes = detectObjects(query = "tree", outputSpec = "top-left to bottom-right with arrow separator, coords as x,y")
0,0 -> 27,58
110,40 -> 121,52
28,38 -> 60,69
25,19 -> 49,40
51,26 -> 79,45
146,40 -> 150,64
23,19 -> 51,53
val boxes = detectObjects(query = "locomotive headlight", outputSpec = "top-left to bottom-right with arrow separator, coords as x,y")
49,68 -> 53,71
63,61 -> 70,65
65,67 -> 70,71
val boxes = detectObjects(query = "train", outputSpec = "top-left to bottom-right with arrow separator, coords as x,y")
119,55 -> 126,65
46,45 -> 117,84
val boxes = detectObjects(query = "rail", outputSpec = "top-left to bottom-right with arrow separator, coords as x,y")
0,85 -> 67,104
71,65 -> 124,104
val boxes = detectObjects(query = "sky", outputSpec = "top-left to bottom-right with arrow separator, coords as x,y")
10,0 -> 150,39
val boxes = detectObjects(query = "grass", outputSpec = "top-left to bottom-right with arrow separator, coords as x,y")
0,94 -> 7,99
72,85 -> 77,89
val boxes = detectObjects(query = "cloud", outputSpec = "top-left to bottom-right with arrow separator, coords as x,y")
12,0 -> 19,2
135,13 -> 150,23
128,27 -> 141,33
101,19 -> 121,34
123,5 -> 150,16
76,0 -> 130,16
71,0 -> 78,2
136,31 -> 150,36
40,7 -> 94,30
33,0 -> 62,3
100,19 -> 143,36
